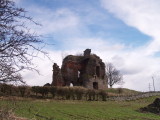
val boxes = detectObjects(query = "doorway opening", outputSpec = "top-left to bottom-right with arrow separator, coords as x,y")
93,82 -> 98,89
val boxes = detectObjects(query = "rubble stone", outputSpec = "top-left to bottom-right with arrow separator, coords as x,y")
140,98 -> 160,114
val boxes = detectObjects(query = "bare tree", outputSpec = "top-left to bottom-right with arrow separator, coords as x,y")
106,63 -> 123,88
0,0 -> 48,83
0,63 -> 23,83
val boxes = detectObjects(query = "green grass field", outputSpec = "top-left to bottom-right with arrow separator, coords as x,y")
1,96 -> 160,120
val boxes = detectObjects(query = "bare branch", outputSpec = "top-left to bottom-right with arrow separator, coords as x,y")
0,0 -> 49,84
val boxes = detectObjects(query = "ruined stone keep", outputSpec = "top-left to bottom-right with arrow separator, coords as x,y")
52,49 -> 108,89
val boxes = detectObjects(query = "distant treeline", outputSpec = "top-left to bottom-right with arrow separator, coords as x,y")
0,84 -> 108,101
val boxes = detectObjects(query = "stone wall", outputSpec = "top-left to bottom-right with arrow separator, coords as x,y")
51,63 -> 63,86
109,92 -> 160,101
84,78 -> 107,89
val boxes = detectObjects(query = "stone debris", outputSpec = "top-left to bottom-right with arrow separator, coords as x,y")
140,98 -> 160,114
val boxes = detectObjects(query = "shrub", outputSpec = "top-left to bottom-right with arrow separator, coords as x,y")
55,87 -> 86,100
18,86 -> 27,97
74,87 -> 86,100
38,87 -> 49,98
86,89 -> 96,101
64,87 -> 71,100
98,90 -> 108,101
11,86 -> 19,96
49,87 -> 57,98
31,86 -> 39,96
117,88 -> 123,94
56,87 -> 66,99
95,90 -> 99,101
25,87 -> 32,97
0,84 -> 13,96
31,86 -> 49,97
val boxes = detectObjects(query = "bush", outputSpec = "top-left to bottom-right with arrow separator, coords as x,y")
74,87 -> 86,100
98,90 -> 108,101
0,84 -> 13,96
49,87 -> 57,98
0,85 -> 19,96
54,87 -> 86,100
25,87 -> 31,97
31,86 -> 39,96
86,89 -> 96,101
0,84 -> 109,101
69,87 -> 76,100
64,87 -> 71,100
38,87 -> 49,98
18,86 -> 27,97
56,87 -> 66,99
32,86 -> 49,98
117,88 -> 123,94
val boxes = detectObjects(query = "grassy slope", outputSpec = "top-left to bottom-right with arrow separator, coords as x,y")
1,96 -> 160,120
106,88 -> 141,95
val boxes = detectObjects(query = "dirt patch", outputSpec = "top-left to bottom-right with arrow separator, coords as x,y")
0,109 -> 28,120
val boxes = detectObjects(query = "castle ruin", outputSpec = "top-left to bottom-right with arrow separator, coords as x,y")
51,49 -> 108,89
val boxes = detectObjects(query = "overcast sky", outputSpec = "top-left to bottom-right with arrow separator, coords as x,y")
15,0 -> 160,92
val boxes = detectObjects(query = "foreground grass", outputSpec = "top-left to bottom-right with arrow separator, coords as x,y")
0,96 -> 160,120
